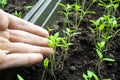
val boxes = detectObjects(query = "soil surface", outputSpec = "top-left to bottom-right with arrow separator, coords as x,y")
3,0 -> 38,17
1,0 -> 120,80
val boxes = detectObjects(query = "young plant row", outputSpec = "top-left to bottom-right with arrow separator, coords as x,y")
43,0 -> 120,80
41,0 -> 96,80
84,0 -> 120,80
17,0 -> 120,80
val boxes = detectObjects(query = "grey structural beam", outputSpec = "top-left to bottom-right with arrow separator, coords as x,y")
24,0 -> 66,27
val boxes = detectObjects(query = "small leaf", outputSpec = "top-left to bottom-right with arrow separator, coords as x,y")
92,0 -> 96,3
58,3 -> 66,9
17,74 -> 24,80
54,32 -> 59,40
115,29 -> 120,34
74,4 -> 80,11
113,4 -> 119,10
83,73 -> 88,80
96,49 -> 103,59
87,70 -> 93,78
44,58 -> 49,68
99,23 -> 105,31
97,41 -> 105,49
88,27 -> 95,33
87,70 -> 99,80
103,58 -> 115,62
100,41 -> 105,47
89,20 -> 98,26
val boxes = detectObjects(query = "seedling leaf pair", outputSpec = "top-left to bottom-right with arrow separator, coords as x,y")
83,70 -> 99,80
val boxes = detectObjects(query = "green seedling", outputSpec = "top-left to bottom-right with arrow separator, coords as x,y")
83,70 -> 111,80
90,15 -> 119,51
48,32 -> 73,77
17,74 -> 24,80
63,28 -> 80,42
41,58 -> 49,80
73,0 -> 96,31
47,32 -> 65,77
89,15 -> 119,73
56,37 -> 73,69
58,1 -> 96,32
96,43 -> 115,73
98,0 -> 120,15
46,26 -> 54,32
58,3 -> 73,29
0,0 -> 7,10
24,6 -> 33,11
14,11 -> 23,18
83,70 -> 99,80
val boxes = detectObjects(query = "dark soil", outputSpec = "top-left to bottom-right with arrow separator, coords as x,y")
2,0 -> 120,80
3,0 -> 38,17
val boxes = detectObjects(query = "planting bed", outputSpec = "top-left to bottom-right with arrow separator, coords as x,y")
18,0 -> 120,80
1,0 -> 120,80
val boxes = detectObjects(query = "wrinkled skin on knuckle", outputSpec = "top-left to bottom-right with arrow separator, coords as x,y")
0,37 -> 11,52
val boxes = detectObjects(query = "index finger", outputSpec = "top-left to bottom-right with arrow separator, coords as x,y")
6,12 -> 49,37
0,9 -> 9,30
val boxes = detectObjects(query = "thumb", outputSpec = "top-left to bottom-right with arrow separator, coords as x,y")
0,9 -> 9,30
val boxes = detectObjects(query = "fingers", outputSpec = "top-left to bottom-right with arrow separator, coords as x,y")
10,42 -> 52,57
0,37 -> 11,50
6,12 -> 49,37
8,29 -> 48,46
0,9 -> 9,30
0,53 -> 43,70
0,50 -> 9,63
0,30 -> 9,39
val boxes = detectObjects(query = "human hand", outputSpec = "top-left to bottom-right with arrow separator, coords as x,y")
0,9 -> 52,69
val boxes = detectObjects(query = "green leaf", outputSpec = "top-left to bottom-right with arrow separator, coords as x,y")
115,29 -> 120,34
96,49 -> 103,59
74,3 -> 81,11
88,27 -> 95,33
44,58 -> 49,68
101,35 -> 112,41
58,3 -> 66,9
98,3 -> 106,8
113,4 -> 119,10
17,74 -> 24,80
54,32 -> 59,40
47,39 -> 54,47
103,58 -> 115,62
83,73 -> 88,80
24,6 -> 33,11
66,4 -> 73,9
101,41 -> 105,47
87,70 -> 93,78
87,70 -> 99,80
92,0 -> 96,3
92,72 -> 99,80
89,20 -> 98,26
99,23 -> 105,31
97,41 -> 105,49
